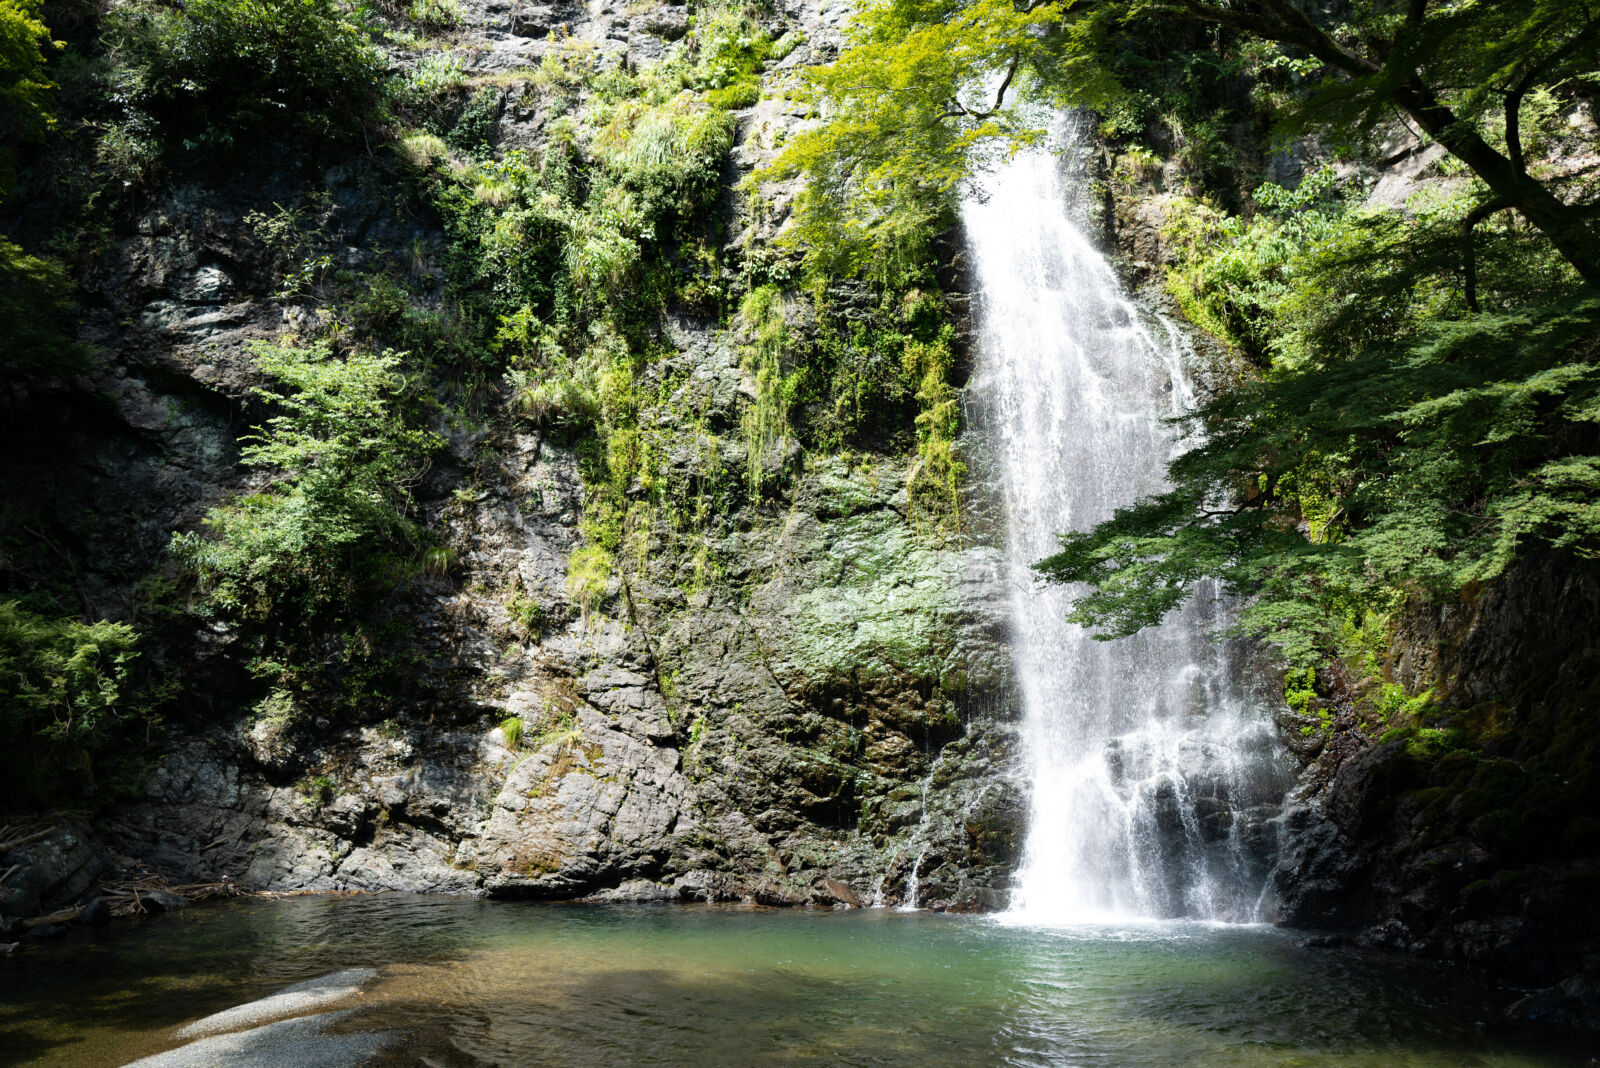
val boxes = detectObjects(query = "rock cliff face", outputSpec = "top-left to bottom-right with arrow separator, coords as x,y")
1092,113 -> 1600,1025
0,0 -> 1025,913
1269,554 -> 1600,1023
12,6 -> 1593,1025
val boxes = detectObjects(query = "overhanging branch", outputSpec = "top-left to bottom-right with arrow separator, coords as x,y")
1461,198 -> 1515,313
935,52 -> 1020,123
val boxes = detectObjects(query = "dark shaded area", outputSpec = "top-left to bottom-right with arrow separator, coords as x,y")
1276,550 -> 1600,1026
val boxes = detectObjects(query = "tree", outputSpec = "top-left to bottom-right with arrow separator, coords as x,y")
173,340 -> 441,627
0,0 -> 55,194
772,0 -> 1600,664
1028,158 -> 1600,663
767,0 -> 1600,289
103,0 -> 384,158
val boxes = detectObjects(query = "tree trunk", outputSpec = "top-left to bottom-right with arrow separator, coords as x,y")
1392,83 -> 1600,290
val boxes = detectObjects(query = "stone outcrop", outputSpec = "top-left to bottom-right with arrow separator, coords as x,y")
1272,552 -> 1600,1026
0,0 -> 1024,917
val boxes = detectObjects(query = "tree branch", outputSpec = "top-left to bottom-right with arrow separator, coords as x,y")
1251,0 -> 1381,75
930,52 -> 1019,125
1505,17 -> 1600,178
936,52 -> 1020,123
1461,199 -> 1514,313
1159,0 -> 1318,55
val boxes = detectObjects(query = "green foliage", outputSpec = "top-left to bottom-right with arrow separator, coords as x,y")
958,0 -> 1600,671
532,709 -> 583,751
1163,167 -> 1349,363
790,285 -> 965,523
299,772 -> 335,807
405,0 -> 460,31
400,50 -> 467,102
760,0 -> 1080,282
565,541 -> 615,614
1098,31 -> 1251,188
501,715 -> 524,748
738,284 -> 795,499
1038,187 -> 1600,666
771,0 -> 1600,286
0,0 -> 56,198
252,687 -> 297,727
0,5 -> 83,387
898,291 -> 964,534
406,90 -> 732,347
101,0 -> 384,173
389,16 -> 768,608
0,601 -> 139,747
506,361 -> 601,430
172,340 -> 441,631
447,86 -> 502,158
0,601 -> 145,805
1283,666 -> 1317,716
504,583 -> 545,638
1375,681 -> 1437,731
384,0 -> 965,622
688,0 -> 777,110
0,238 -> 88,380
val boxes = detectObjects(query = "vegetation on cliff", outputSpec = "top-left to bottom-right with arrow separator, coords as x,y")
0,0 -> 977,818
774,0 -> 1600,956
775,0 -> 1599,675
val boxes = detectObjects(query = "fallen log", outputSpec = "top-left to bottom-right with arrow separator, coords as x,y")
21,907 -> 81,929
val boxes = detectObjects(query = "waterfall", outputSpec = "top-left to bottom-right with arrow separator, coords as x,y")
965,125 -> 1288,924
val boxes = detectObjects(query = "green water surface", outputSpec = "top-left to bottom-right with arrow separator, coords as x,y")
0,896 -> 1589,1066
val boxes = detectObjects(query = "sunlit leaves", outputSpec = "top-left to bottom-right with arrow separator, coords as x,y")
173,341 -> 442,625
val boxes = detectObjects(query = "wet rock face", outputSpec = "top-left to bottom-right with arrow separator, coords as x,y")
1271,553 -> 1600,1023
56,0 -> 1026,911
0,822 -> 111,935
105,426 -> 1019,906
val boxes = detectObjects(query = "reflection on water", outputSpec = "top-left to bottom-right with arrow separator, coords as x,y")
0,897 -> 1586,1067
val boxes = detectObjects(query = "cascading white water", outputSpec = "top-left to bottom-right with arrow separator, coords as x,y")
965,125 -> 1288,924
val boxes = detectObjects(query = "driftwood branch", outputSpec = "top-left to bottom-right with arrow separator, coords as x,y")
0,827 -> 51,854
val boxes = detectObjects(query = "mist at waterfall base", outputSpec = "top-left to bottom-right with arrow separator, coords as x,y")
964,127 -> 1291,925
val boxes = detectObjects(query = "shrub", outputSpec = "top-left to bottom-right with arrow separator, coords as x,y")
0,238 -> 88,379
0,601 -> 139,746
406,0 -> 460,31
401,50 -> 468,101
0,601 -> 143,805
102,0 -> 384,163
172,340 -> 441,627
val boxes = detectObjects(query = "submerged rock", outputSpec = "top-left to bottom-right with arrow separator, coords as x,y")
141,891 -> 189,915
174,969 -> 379,1039
124,1010 -> 394,1068
1506,972 -> 1600,1031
